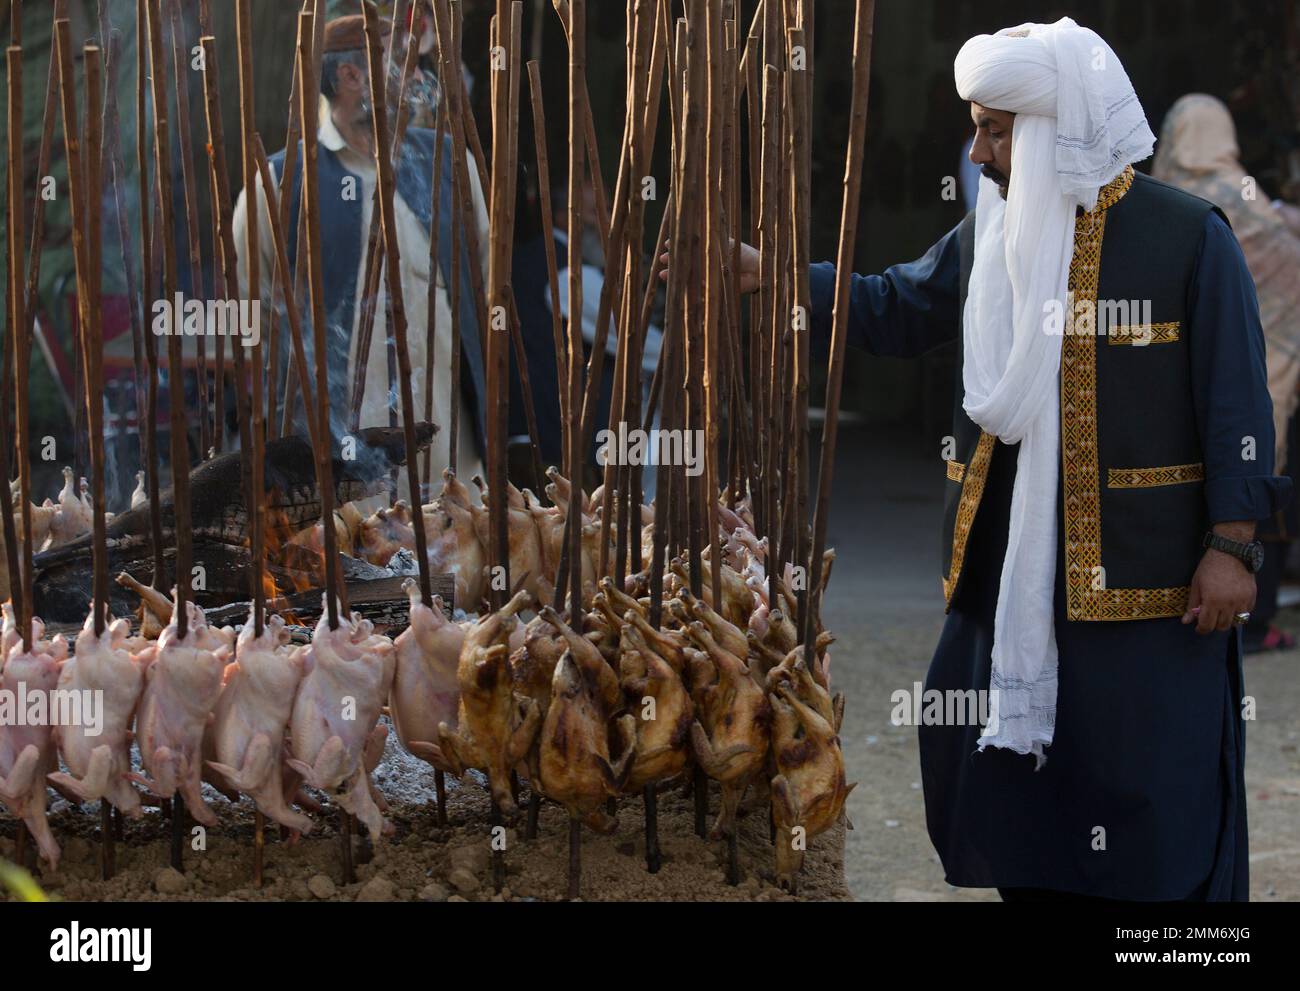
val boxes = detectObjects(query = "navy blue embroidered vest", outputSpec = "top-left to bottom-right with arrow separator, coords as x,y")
941,170 -> 1221,622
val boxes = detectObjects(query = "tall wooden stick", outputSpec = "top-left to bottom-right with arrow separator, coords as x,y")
145,0 -> 193,638
5,44 -> 29,649
236,0 -> 266,637
564,0 -> 587,618
252,136 -> 318,454
136,0 -> 165,594
362,0 -> 435,608
95,2 -> 148,488
806,0 -> 875,644
299,10 -> 340,631
167,0 -> 209,459
526,60 -> 569,456
199,33 -> 257,632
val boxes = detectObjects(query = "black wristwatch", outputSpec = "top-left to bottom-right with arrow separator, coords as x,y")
1203,532 -> 1265,573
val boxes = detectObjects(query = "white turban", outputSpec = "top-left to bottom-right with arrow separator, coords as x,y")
951,19 -> 1154,762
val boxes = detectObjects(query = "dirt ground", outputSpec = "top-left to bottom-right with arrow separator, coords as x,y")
0,728 -> 849,903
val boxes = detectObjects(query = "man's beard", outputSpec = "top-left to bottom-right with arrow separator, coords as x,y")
982,164 -> 1010,200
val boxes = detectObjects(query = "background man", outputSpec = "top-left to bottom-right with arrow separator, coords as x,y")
233,12 -> 489,497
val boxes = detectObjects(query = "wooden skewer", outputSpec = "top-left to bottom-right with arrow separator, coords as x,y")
806,0 -> 876,645
136,0 -> 166,595
526,60 -> 569,460
298,10 -> 340,630
567,815 -> 581,900
423,99 -> 448,498
95,1 -> 148,486
144,0 -> 193,644
362,0 -> 435,609
166,0 -> 210,460
349,0 -> 427,431
430,0 -> 484,477
787,23 -> 813,637
564,0 -> 586,620
235,0 -> 267,638
196,0 -> 226,452
199,33 -> 258,640
4,44 -> 28,649
84,44 -> 109,639
251,136 -> 318,453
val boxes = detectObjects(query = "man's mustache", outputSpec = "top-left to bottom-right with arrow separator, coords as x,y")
981,164 -> 1009,187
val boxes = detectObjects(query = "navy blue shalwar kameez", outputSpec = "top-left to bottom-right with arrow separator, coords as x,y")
808,211 -> 1290,901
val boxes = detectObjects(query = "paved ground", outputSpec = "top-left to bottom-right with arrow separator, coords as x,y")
819,423 -> 1300,902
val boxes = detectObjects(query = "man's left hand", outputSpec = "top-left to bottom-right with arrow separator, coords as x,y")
1182,525 -> 1257,633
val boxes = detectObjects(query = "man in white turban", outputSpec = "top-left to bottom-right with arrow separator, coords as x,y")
712,17 -> 1289,901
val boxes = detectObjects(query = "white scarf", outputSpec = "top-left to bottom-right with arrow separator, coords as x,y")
953,18 -> 1155,762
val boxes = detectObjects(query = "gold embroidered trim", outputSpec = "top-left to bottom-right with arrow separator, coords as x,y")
1107,321 -> 1180,346
1096,165 -> 1134,210
1060,168 -> 1189,621
942,432 -> 996,607
1106,462 -> 1205,488
946,460 -> 966,483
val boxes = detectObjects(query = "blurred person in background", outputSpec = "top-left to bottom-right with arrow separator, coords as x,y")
232,13 -> 489,503
1155,94 -> 1300,653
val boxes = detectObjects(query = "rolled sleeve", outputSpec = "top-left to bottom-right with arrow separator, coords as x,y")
1188,212 -> 1294,522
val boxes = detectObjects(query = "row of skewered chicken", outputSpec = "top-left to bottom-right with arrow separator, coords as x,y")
0,478 -> 850,891
0,468 -> 118,594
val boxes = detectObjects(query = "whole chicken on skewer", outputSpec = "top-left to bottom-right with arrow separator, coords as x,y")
535,648 -> 636,833
436,590 -> 539,816
619,620 -> 692,794
769,679 -> 854,893
132,599 -> 233,826
425,470 -> 487,610
470,476 -> 546,607
510,612 -> 566,715
287,599 -> 396,840
389,580 -> 465,771
685,620 -> 771,840
0,617 -> 68,869
42,467 -> 93,550
205,610 -> 313,835
48,613 -> 144,819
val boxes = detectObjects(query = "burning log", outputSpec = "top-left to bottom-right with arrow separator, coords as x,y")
31,425 -> 436,622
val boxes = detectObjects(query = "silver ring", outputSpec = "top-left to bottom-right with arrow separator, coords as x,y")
1234,612 -> 1251,626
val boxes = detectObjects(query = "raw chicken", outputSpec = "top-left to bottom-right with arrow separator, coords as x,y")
115,571 -> 173,640
48,613 -> 144,819
130,471 -> 147,509
769,678 -> 853,892
424,470 -> 486,610
43,467 -> 93,549
470,477 -> 546,606
686,619 -> 771,840
287,599 -> 396,839
133,598 -> 232,826
205,610 -> 313,834
0,618 -> 68,869
436,590 -> 539,815
390,580 -> 465,771
358,501 -> 414,564
293,507 -> 362,558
